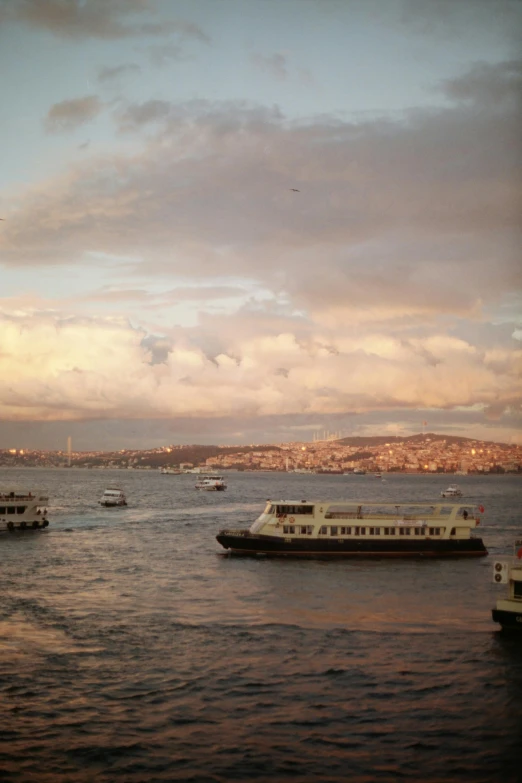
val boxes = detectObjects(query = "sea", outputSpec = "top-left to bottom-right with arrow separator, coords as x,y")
1,469 -> 521,783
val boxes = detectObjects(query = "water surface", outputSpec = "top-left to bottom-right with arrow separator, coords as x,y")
1,470 -> 521,781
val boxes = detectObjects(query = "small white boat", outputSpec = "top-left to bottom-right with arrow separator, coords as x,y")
0,489 -> 50,533
441,484 -> 462,498
195,475 -> 227,491
99,488 -> 127,507
160,467 -> 181,475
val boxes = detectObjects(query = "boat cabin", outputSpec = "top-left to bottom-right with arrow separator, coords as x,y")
100,488 -> 127,506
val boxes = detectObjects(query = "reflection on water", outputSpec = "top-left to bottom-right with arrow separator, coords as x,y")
0,470 -> 521,781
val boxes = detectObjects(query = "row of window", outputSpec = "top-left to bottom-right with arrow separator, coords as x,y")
271,505 -> 314,516
0,506 -> 27,515
282,525 -> 446,536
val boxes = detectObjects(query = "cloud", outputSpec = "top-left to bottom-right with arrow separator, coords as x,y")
116,99 -> 172,130
0,0 -> 210,41
45,95 -> 103,132
6,62 -> 517,322
251,53 -> 288,81
147,42 -> 185,67
440,60 -> 522,106
97,63 -> 141,83
0,310 -> 520,425
1,60 -> 521,432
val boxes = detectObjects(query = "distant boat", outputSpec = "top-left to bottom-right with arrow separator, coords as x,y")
160,467 -> 181,475
353,468 -> 366,475
374,473 -> 382,478
100,488 -> 127,507
441,484 -> 462,498
195,475 -> 226,491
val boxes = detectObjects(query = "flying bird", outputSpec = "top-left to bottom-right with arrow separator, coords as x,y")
289,188 -> 300,192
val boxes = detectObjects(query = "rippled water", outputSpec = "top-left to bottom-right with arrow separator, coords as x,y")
1,469 -> 521,782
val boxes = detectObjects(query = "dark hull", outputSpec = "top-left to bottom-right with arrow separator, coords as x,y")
492,608 -> 522,632
2,520 -> 50,533
216,531 -> 487,558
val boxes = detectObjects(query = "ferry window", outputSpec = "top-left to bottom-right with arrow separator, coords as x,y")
414,528 -> 422,536
514,581 -> 522,599
319,526 -> 327,535
399,528 -> 405,536
354,526 -> 359,535
289,526 -> 295,534
7,507 -> 15,514
0,507 -> 5,515
360,528 -> 366,536
374,528 -> 380,535
16,506 -> 26,514
283,526 -> 289,533
277,504 -> 314,516
450,528 -> 456,536
405,528 -> 411,536
330,526 -> 338,536
389,528 -> 395,536
340,526 -> 351,535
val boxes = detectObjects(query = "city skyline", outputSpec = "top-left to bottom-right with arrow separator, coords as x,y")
1,0 -> 521,450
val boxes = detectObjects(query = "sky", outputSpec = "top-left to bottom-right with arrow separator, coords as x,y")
0,0 -> 521,451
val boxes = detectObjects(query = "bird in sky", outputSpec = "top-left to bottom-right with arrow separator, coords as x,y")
289,188 -> 300,192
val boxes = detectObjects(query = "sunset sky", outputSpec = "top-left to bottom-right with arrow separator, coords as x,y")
0,0 -> 521,450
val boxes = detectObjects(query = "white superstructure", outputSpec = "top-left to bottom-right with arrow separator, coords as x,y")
492,544 -> 522,632
441,484 -> 462,497
195,475 -> 227,491
0,489 -> 50,533
99,488 -> 127,507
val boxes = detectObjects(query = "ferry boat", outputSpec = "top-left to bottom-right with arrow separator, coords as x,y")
441,484 -> 462,498
195,475 -> 226,491
0,489 -> 50,533
492,545 -> 522,633
160,467 -> 181,475
216,499 -> 487,557
99,488 -> 127,507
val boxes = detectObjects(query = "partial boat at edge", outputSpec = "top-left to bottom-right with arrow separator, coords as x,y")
0,489 -> 50,533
